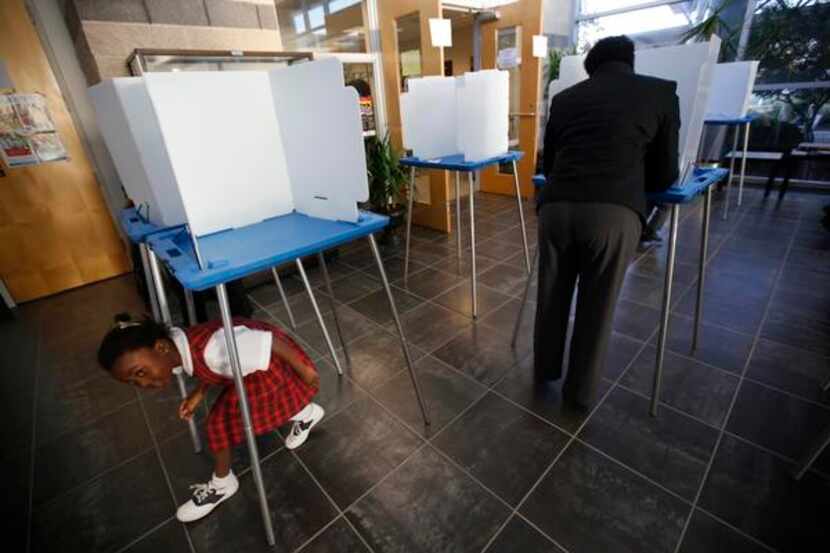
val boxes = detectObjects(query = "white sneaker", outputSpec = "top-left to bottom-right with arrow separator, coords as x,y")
285,403 -> 325,450
176,472 -> 239,523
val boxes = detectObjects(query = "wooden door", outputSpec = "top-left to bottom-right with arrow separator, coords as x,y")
378,0 -> 451,232
0,0 -> 129,302
480,0 -> 543,198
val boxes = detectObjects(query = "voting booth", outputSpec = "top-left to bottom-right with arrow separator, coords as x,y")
398,69 -> 530,318
704,61 -> 760,214
400,69 -> 510,162
706,61 -> 759,120
90,57 -> 367,240
89,58 -> 429,546
550,37 -> 722,178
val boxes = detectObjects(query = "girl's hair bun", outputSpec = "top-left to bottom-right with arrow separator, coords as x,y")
114,312 -> 133,323
99,313 -> 169,371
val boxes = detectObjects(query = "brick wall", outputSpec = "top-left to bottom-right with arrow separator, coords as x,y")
64,0 -> 283,83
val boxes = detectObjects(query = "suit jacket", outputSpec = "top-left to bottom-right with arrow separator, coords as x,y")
539,61 -> 681,223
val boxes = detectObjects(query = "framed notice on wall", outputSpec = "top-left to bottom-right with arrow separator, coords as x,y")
0,93 -> 67,168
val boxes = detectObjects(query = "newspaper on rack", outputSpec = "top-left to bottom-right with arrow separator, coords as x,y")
0,92 -> 66,167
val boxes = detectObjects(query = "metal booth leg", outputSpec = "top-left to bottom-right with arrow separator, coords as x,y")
692,187 -> 713,351
271,267 -> 297,329
511,247 -> 539,350
216,283 -> 276,546
512,160 -> 532,274
737,122 -> 751,207
147,249 -> 203,453
184,290 -> 198,327
468,171 -> 478,319
651,205 -> 680,417
724,128 -> 739,220
295,258 -> 343,375
404,166 -> 416,284
367,234 -> 430,426
317,252 -> 349,360
139,243 -> 161,322
455,171 -> 462,271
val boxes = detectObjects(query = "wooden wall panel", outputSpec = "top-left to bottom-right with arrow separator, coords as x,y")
480,0 -> 543,198
0,0 -> 130,302
378,0 -> 450,233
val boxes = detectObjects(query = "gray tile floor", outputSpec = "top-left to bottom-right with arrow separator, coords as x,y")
6,187 -> 830,553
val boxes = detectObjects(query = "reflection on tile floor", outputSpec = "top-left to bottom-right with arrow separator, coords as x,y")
7,188 -> 830,552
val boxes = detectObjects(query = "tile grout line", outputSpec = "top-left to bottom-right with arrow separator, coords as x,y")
24,318 -> 44,553
286,445 -> 379,553
370,192 -> 760,550
692,505 -> 784,553
424,443 -> 572,553
240,193 -> 792,550
32,442 -> 159,512
627,333 -> 830,412
110,516 -> 179,553
306,194 -> 822,551
722,430 -> 830,480
478,320 -> 660,553
572,437 -> 696,506
611,374 -> 829,481
318,368 -> 502,538
134,391 -> 198,553
33,397 -> 141,451
670,201 -> 802,553
477,191 -> 747,553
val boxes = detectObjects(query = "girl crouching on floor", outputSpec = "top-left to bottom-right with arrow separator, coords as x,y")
97,314 -> 325,522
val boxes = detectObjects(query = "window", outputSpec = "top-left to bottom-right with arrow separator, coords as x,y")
396,12 -> 422,91
747,0 -> 830,145
329,0 -> 361,13
576,0 -> 702,50
292,12 -> 306,34
308,4 -> 325,29
276,0 -> 367,53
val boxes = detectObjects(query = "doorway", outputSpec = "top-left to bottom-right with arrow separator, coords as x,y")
379,1 -> 450,232
479,0 -> 543,198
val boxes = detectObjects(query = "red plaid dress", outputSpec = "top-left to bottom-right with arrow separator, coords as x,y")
185,318 -> 318,452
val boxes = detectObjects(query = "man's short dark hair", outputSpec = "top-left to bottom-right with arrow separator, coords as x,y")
584,35 -> 635,76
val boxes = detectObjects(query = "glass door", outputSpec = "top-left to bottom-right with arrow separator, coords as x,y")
479,1 -> 543,199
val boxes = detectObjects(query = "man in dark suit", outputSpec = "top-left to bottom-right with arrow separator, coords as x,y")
535,35 -> 680,408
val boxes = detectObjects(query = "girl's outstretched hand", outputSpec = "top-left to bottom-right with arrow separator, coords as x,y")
178,387 -> 205,420
294,360 -> 320,389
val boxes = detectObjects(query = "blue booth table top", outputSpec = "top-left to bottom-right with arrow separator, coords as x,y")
146,211 -> 389,291
532,167 -> 727,205
399,151 -> 524,171
704,114 -> 757,126
118,207 -> 183,244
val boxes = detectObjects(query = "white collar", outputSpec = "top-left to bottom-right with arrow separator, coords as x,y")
169,326 -> 193,376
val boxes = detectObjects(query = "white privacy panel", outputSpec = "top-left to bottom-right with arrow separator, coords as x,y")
552,38 -> 720,173
705,61 -> 759,119
635,37 -> 721,170
400,92 -> 414,151
144,71 -> 293,237
268,58 -> 367,223
457,70 -> 509,161
401,70 -> 508,161
400,76 -> 459,160
89,78 -> 186,228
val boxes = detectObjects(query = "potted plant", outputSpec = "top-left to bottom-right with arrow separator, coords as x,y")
365,133 -> 408,244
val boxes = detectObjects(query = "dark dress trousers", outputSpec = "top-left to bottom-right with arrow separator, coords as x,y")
535,61 -> 680,407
